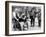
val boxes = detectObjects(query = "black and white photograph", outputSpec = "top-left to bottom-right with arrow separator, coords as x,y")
12,6 -> 41,31
5,1 -> 45,36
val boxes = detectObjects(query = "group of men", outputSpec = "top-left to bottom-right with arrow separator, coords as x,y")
12,7 -> 41,31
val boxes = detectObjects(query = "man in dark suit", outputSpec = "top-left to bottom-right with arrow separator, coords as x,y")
29,7 -> 36,27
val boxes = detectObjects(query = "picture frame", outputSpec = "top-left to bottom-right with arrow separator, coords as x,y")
5,1 -> 45,36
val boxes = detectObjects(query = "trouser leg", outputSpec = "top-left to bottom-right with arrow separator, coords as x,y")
31,18 -> 32,26
33,18 -> 35,27
31,16 -> 33,27
38,20 -> 41,27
